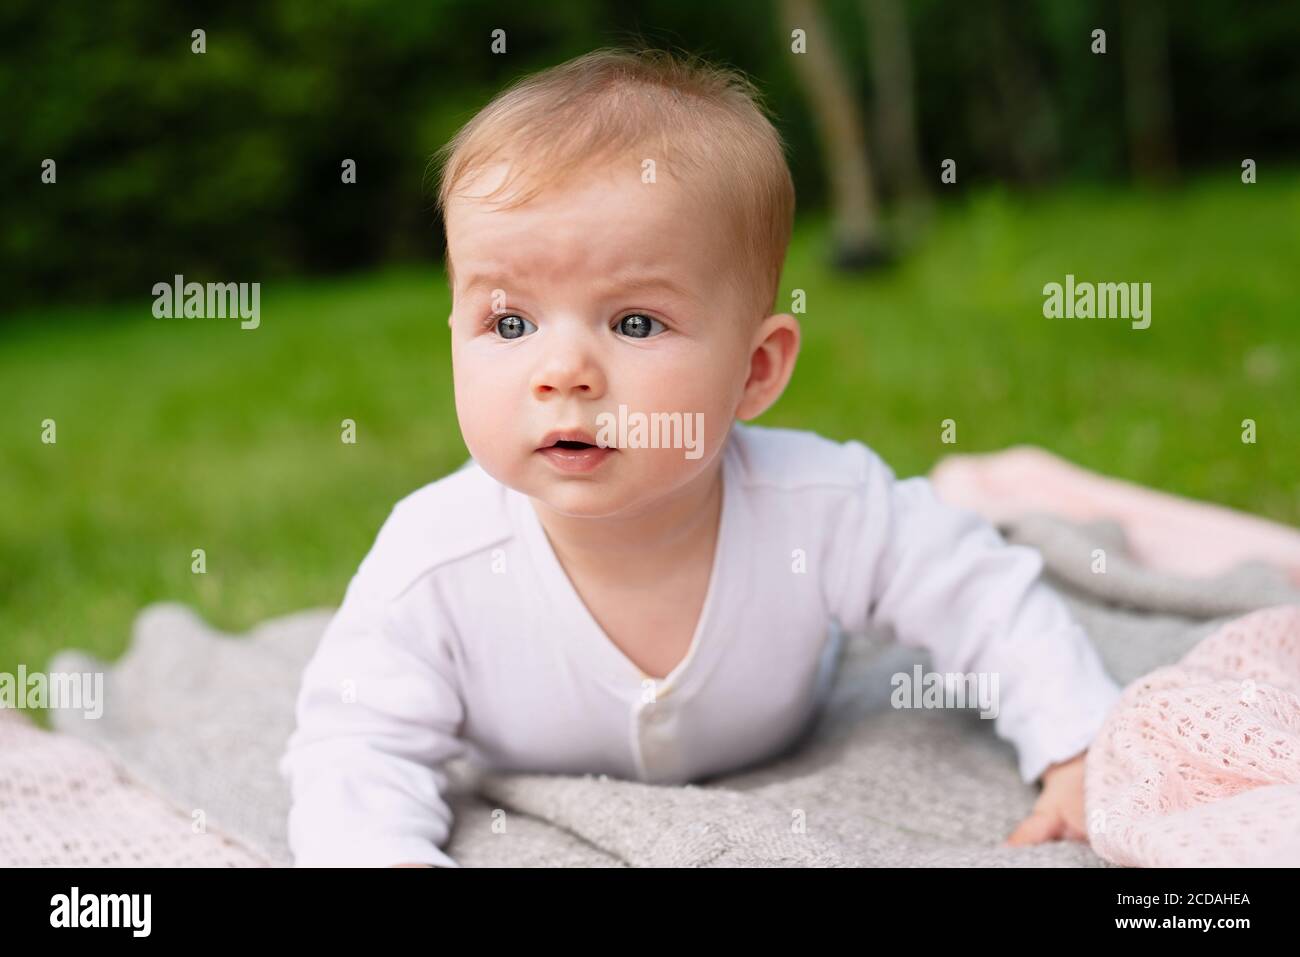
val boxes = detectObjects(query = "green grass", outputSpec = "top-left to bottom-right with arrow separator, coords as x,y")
3,172 -> 1297,722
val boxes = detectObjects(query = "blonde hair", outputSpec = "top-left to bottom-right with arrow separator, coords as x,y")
432,46 -> 795,320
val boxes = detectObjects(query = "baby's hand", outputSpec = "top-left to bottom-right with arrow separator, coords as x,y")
1003,752 -> 1088,846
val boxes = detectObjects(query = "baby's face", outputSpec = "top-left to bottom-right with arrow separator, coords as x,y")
445,161 -> 760,519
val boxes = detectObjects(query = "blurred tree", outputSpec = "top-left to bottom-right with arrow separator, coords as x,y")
1123,0 -> 1177,182
3,0 -> 1298,314
980,0 -> 1061,184
779,0 -> 887,269
862,0 -> 927,208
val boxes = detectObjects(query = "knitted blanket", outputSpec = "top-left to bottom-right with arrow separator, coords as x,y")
14,514 -> 1300,868
1086,604 -> 1300,867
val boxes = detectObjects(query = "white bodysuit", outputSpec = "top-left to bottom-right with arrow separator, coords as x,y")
279,422 -> 1122,866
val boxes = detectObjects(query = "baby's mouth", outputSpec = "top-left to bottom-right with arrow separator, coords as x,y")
535,432 -> 616,472
536,429 -> 609,451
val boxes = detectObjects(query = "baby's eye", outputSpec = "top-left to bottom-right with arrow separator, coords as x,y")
615,313 -> 665,339
494,314 -> 536,339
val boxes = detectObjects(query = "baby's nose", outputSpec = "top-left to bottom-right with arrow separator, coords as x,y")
530,346 -> 605,398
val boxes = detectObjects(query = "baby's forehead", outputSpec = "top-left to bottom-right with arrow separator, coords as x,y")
450,160 -> 700,225
449,182 -> 722,285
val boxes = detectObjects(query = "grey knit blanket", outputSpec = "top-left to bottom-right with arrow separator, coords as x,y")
48,514 -> 1300,867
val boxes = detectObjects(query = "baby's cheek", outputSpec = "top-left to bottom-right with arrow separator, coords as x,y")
461,405 -> 510,460
453,381 -> 506,462
636,360 -> 722,410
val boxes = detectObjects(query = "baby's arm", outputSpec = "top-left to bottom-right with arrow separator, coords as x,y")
850,454 -> 1122,786
279,568 -> 465,867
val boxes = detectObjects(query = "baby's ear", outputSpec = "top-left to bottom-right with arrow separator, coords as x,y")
736,313 -> 801,420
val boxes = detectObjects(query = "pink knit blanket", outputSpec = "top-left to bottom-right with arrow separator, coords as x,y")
0,708 -> 265,866
930,446 -> 1300,585
1085,605 -> 1300,866
929,446 -> 1300,866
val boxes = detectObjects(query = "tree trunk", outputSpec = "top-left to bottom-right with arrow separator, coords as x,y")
862,0 -> 927,204
981,0 -> 1061,184
1124,0 -> 1177,183
780,0 -> 888,269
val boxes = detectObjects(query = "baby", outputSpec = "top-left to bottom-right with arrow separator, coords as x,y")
279,48 -> 1121,866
